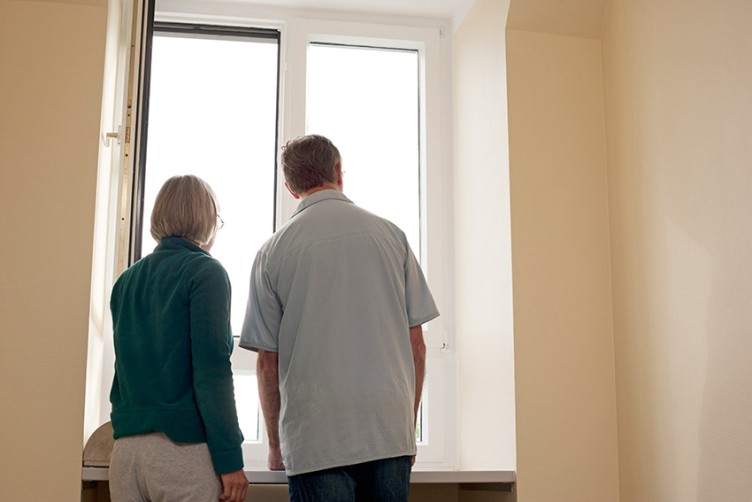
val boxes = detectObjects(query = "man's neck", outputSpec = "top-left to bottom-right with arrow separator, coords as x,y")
300,182 -> 341,199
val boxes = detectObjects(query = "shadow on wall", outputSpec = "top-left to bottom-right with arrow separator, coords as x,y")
655,39 -> 752,500
683,146 -> 752,501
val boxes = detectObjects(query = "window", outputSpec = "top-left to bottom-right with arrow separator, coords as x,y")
306,43 -> 421,255
98,3 -> 454,470
134,23 -> 280,448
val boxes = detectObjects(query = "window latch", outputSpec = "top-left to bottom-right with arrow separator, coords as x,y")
104,127 -> 121,147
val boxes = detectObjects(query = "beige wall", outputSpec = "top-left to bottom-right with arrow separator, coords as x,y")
602,0 -> 752,500
6,0 -> 751,501
504,0 -> 752,500
456,1 -> 621,499
505,25 -> 619,502
0,0 -> 107,499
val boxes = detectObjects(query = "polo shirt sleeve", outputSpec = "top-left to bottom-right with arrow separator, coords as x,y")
240,248 -> 281,352
404,244 -> 440,327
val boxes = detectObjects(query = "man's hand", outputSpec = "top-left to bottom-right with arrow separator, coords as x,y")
268,445 -> 285,471
219,469 -> 249,502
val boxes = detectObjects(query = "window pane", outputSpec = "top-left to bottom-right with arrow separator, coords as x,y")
139,30 -> 279,442
234,372 -> 260,443
306,44 -> 421,256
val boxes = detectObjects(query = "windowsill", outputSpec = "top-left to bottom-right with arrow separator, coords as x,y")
82,467 -> 516,485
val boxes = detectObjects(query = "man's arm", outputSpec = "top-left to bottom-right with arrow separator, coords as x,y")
257,349 -> 285,470
410,325 -> 426,425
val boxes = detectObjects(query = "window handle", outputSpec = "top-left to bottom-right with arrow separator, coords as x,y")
104,128 -> 121,147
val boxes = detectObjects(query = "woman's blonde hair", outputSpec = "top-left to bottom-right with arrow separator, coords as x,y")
150,175 -> 219,245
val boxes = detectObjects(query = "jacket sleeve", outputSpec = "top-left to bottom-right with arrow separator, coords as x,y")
188,258 -> 245,474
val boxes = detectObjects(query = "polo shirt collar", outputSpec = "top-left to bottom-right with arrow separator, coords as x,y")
291,189 -> 353,218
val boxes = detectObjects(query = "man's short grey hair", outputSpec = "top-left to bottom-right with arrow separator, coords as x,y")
281,134 -> 341,195
150,175 -> 219,245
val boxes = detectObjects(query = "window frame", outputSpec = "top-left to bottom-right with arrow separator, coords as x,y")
103,1 -> 457,470
130,21 -> 282,263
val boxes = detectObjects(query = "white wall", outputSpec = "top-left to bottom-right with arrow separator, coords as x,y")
0,0 -> 107,499
453,0 -> 517,471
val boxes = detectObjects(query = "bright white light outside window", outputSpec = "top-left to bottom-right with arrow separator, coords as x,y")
139,31 -> 279,442
306,43 -> 421,257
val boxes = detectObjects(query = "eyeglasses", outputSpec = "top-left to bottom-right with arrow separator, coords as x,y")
217,215 -> 225,230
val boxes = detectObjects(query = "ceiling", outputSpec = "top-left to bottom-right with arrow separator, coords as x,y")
212,0 -> 609,38
227,0 -> 478,23
507,0 -> 609,39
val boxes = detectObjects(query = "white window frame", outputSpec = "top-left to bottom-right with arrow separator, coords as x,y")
91,0 -> 457,471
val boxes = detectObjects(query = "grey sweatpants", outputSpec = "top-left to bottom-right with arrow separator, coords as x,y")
109,432 -> 222,502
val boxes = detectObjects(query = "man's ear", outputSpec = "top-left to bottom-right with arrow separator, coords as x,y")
336,162 -> 343,186
285,182 -> 300,200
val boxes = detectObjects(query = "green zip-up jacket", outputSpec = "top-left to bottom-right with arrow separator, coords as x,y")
110,236 -> 244,474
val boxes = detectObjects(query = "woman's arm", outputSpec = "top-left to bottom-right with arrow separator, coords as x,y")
189,259 -> 245,475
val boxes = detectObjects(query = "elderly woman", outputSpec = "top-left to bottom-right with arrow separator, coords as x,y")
109,175 -> 248,502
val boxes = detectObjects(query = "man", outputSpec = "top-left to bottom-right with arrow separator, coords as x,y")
240,134 -> 439,501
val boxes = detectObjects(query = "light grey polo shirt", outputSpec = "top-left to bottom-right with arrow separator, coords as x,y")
240,189 -> 439,476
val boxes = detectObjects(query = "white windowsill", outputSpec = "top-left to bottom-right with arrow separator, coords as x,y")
82,467 -> 516,485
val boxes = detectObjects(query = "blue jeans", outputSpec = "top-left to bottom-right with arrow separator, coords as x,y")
288,456 -> 412,502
